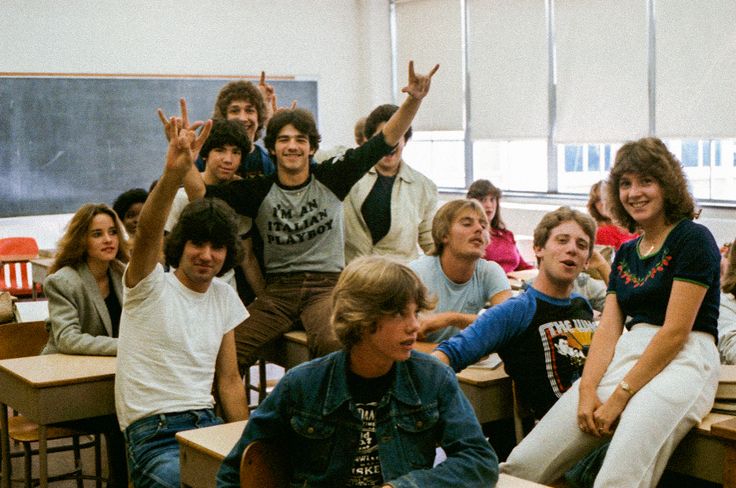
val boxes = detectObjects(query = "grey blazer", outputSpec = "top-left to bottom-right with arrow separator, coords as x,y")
42,262 -> 124,356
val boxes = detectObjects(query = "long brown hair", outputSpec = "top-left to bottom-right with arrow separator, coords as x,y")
723,239 -> 736,298
50,203 -> 128,275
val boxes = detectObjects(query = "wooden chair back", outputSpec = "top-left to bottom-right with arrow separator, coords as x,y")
0,320 -> 48,359
239,440 -> 289,488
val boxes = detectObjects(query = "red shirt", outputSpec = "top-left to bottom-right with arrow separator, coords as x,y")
595,224 -> 638,250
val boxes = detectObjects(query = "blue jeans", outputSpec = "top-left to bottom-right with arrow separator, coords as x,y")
124,409 -> 222,488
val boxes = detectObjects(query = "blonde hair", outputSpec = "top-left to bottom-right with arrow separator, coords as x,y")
430,199 -> 488,256
331,256 -> 436,350
50,203 -> 128,275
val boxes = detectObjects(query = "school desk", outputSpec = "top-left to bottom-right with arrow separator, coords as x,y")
0,354 -> 116,488
176,420 -> 247,488
175,420 -> 551,488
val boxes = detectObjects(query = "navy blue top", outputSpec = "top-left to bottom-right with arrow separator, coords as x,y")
608,219 -> 720,340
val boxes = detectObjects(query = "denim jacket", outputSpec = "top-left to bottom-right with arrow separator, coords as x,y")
217,350 -> 498,487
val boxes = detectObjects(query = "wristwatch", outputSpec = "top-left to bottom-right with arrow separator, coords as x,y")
619,380 -> 635,396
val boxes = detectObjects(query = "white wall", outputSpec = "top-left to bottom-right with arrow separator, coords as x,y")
0,0 -> 393,244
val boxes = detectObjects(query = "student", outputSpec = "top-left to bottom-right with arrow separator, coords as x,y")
112,188 -> 147,242
165,118 -> 265,302
433,207 -> 597,420
205,73 -> 275,178
116,100 -> 248,488
42,203 -> 129,487
587,179 -> 638,250
409,199 -> 511,342
466,179 -> 534,273
719,237 -> 736,364
501,137 -> 721,487
186,61 -> 439,370
43,203 -> 128,356
216,256 -> 498,488
343,103 -> 437,264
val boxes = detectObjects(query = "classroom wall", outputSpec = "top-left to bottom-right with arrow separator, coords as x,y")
0,0 -> 393,241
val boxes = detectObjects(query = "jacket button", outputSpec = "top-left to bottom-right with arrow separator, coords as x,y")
416,421 -> 423,428
307,426 -> 315,434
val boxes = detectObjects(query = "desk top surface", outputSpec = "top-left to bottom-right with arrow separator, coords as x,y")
0,353 -> 116,387
176,420 -> 247,460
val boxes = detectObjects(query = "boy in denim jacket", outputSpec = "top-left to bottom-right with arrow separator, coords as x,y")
217,256 -> 498,487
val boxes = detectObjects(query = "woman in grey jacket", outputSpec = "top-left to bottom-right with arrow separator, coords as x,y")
42,203 -> 128,356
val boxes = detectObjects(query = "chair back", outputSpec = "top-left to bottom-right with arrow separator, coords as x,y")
0,237 -> 40,297
239,440 -> 289,488
0,321 -> 48,359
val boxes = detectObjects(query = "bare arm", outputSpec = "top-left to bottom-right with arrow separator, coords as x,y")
586,249 -> 611,284
592,280 -> 707,435
127,99 -> 211,288
418,312 -> 478,340
577,293 -> 624,434
240,238 -> 266,298
215,330 -> 249,422
381,61 -> 439,147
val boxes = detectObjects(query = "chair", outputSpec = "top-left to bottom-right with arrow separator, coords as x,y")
239,440 -> 289,488
0,321 -> 103,487
0,238 -> 41,300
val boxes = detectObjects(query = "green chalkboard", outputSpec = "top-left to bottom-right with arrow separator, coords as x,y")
0,75 -> 318,217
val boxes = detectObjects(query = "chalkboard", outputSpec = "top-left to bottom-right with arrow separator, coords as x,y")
0,76 -> 318,218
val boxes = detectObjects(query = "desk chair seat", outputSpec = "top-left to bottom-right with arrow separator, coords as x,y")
0,320 -> 105,487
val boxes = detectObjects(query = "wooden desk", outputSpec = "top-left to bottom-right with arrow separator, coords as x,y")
718,364 -> 736,399
177,420 -> 247,488
0,354 -> 116,488
711,416 -> 736,488
30,257 -> 54,287
667,412 -> 734,485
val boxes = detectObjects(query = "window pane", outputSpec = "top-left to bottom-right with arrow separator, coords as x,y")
703,140 -> 711,166
565,145 -> 584,172
588,145 -> 600,171
472,139 -> 547,192
604,145 -> 612,171
402,131 -> 466,188
681,141 -> 699,167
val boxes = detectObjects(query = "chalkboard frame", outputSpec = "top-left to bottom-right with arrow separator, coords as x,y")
0,73 -> 319,218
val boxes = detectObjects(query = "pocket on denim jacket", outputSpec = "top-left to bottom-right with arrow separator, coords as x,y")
290,414 -> 336,473
395,406 -> 440,468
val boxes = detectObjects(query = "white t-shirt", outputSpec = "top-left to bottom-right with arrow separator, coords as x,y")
409,254 -> 509,342
115,264 -> 248,430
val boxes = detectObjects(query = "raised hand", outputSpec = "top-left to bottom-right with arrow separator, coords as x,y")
163,98 -> 212,174
401,61 -> 439,101
258,71 -> 277,117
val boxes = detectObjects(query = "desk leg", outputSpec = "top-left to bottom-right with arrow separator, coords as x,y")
724,445 -> 736,488
1,403 -> 9,488
39,425 -> 48,488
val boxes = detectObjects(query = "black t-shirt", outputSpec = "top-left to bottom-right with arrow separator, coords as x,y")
104,273 -> 121,338
345,364 -> 395,488
361,174 -> 396,245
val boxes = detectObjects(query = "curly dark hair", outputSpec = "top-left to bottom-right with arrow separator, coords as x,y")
112,188 -> 148,223
263,108 -> 321,154
364,104 -> 412,142
200,119 -> 252,160
164,198 -> 243,276
606,137 -> 695,232
213,81 -> 267,139
466,179 -> 505,230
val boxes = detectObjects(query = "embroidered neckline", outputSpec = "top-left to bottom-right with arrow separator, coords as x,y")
616,247 -> 673,288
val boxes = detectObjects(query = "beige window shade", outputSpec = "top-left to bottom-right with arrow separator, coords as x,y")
555,0 -> 648,143
468,0 -> 548,139
656,0 -> 736,138
395,0 -> 463,131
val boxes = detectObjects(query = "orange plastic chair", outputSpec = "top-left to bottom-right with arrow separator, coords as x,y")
0,237 -> 41,299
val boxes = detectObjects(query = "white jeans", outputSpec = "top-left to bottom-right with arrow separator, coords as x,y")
501,324 -> 720,488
